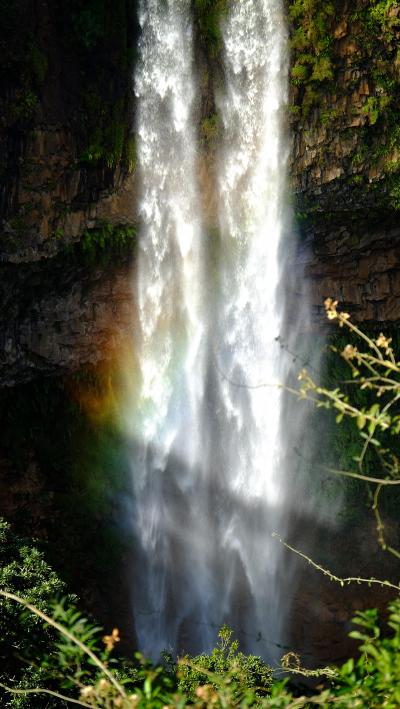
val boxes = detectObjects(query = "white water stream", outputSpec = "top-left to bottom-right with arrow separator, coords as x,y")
129,0 -> 289,661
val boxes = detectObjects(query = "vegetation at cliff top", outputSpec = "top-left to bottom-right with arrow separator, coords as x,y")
288,0 -> 400,144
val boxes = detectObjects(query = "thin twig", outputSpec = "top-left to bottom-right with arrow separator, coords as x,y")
323,465 -> 400,485
0,590 -> 126,698
272,534 -> 400,591
0,681 -> 92,708
372,484 -> 400,560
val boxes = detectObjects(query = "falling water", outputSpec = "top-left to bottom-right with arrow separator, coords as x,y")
129,0 -> 290,661
131,0 -> 208,658
211,0 -> 289,656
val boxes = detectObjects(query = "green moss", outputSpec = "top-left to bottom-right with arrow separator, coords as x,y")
289,0 -> 336,115
291,62 -> 310,85
50,221 -> 137,265
29,46 -> 48,86
9,214 -> 29,236
346,2 -> 400,189
200,113 -> 220,150
79,222 -> 136,260
362,96 -> 380,126
311,54 -> 334,82
72,5 -> 104,49
9,88 -> 38,122
194,0 -> 230,57
320,107 -> 339,125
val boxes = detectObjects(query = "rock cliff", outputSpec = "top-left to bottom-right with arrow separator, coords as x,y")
289,0 -> 400,323
1,0 -> 400,382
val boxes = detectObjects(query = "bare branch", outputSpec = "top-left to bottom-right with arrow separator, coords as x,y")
322,465 -> 400,486
272,534 -> 400,592
0,681 -> 92,708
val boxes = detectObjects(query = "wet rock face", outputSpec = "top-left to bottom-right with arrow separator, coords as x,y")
293,222 -> 400,324
1,126 -> 138,263
0,256 -> 135,386
0,0 -> 138,263
289,3 -> 400,203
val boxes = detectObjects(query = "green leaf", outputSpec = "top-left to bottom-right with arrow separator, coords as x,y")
357,414 -> 366,430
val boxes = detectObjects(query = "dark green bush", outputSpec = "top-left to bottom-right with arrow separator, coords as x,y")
0,519 -> 71,707
178,625 -> 273,702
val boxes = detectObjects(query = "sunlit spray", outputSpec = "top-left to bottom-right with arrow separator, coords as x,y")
128,0 -> 291,661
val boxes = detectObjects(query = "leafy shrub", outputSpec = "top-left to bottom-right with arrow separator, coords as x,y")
0,519 -> 68,650
0,519 -> 71,707
177,625 -> 273,701
328,600 -> 400,708
3,592 -> 400,708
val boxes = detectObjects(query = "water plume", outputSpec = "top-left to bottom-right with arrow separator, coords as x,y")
209,0 -> 290,658
127,0 -> 294,662
129,0 -> 207,659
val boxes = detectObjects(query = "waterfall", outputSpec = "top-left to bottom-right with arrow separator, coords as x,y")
131,0 -> 206,657
212,0 -> 289,657
128,0 -> 290,661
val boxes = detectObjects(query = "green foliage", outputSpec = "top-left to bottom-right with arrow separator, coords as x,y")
320,107 -> 339,125
289,0 -> 335,115
0,1 -> 50,128
73,6 -> 104,49
69,0 -> 136,171
297,302 -> 400,545
9,90 -> 38,122
0,520 -> 67,632
200,113 -> 220,150
53,219 -> 137,264
126,135 -> 137,172
289,0 -> 400,185
351,0 -> 400,45
332,600 -> 400,708
178,625 -> 273,701
2,519 -> 400,708
194,0 -> 230,57
76,221 -> 137,263
0,0 -> 135,170
291,62 -> 309,85
79,92 -> 134,169
0,519 -> 71,707
5,589 -> 400,708
29,47 -> 48,86
346,1 -> 400,185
